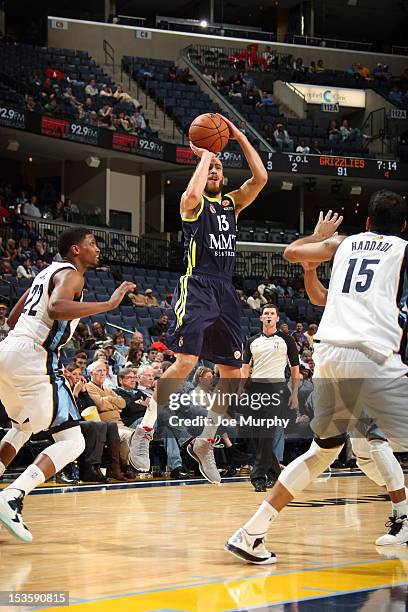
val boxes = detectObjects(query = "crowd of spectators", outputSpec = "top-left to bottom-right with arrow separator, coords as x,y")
21,64 -> 157,136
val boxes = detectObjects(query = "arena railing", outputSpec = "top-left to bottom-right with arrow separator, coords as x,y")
290,35 -> 372,52
1,217 -> 331,281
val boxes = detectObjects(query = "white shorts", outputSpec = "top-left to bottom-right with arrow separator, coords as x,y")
0,337 -> 80,435
311,343 -> 408,448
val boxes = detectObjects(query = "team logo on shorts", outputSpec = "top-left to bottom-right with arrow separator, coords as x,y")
209,204 -> 216,214
234,350 -> 241,359
178,336 -> 184,347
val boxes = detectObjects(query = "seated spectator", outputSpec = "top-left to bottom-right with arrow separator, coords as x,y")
16,257 -> 34,280
115,367 -> 150,428
73,351 -> 90,379
340,119 -> 363,146
85,360 -> 135,473
189,366 -> 214,407
292,322 -> 307,344
32,239 -> 51,263
25,95 -> 41,113
149,312 -> 169,337
130,330 -> 145,350
0,303 -> 9,342
90,321 -> 113,348
1,261 -> 14,279
328,120 -> 341,144
293,57 -> 305,73
356,63 -> 371,79
125,346 -> 144,368
247,289 -> 267,311
211,71 -> 225,89
128,283 -> 147,307
296,139 -> 310,154
17,237 -> 32,261
273,123 -> 294,152
99,84 -> 113,97
315,59 -> 325,73
292,331 -> 309,354
32,258 -> 47,276
85,78 -> 98,97
138,64 -> 154,79
142,346 -> 159,366
309,139 -> 322,154
259,90 -> 274,106
113,331 -> 129,356
276,278 -> 294,297
145,288 -> 159,307
165,65 -> 178,82
309,61 -> 317,74
113,84 -> 139,108
304,323 -> 318,348
202,67 -> 212,84
257,274 -> 277,301
160,292 -> 173,309
131,107 -> 147,132
389,85 -> 403,105
237,289 -> 249,309
103,342 -> 126,373
44,97 -> 61,117
92,348 -> 117,387
23,195 -> 41,217
280,322 -> 289,334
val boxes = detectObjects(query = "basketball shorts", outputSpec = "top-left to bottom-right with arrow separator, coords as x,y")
165,273 -> 243,367
310,342 -> 408,450
0,337 -> 81,435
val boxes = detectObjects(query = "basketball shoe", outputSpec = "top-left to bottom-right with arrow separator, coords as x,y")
0,488 -> 32,543
187,436 -> 222,484
225,527 -> 277,564
128,426 -> 154,472
375,515 -> 408,546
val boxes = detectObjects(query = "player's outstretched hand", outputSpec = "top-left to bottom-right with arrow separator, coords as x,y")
189,141 -> 212,158
215,114 -> 241,140
313,210 -> 343,241
108,281 -> 136,310
300,261 -> 320,271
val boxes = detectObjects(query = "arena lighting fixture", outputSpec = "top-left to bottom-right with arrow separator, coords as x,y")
281,181 -> 293,191
85,156 -> 101,168
7,139 -> 20,151
350,185 -> 362,195
200,20 -> 208,28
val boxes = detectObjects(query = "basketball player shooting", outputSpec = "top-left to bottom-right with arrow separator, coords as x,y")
0,228 -> 135,542
225,190 -> 408,563
129,113 -> 268,484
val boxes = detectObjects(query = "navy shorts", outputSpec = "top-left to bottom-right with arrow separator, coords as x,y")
165,272 -> 243,367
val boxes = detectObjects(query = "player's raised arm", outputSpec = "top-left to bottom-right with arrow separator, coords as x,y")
48,269 -> 135,320
284,210 -> 345,263
300,262 -> 328,307
180,143 -> 213,218
218,114 -> 268,214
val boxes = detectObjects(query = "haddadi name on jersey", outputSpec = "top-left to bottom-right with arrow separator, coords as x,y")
208,232 -> 237,257
351,238 -> 393,253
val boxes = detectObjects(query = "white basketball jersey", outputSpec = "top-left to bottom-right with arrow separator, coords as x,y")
10,261 -> 82,353
316,231 -> 408,359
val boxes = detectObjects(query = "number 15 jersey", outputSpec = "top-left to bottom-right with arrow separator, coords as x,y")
10,261 -> 83,354
316,231 -> 408,359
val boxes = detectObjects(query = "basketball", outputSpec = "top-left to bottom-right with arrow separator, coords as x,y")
189,113 -> 230,153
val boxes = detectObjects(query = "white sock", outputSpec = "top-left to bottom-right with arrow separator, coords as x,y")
6,464 -> 45,496
243,500 -> 279,535
392,498 -> 408,518
0,461 -> 5,477
141,397 -> 157,430
201,410 -> 220,440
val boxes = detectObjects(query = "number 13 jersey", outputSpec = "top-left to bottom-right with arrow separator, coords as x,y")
316,231 -> 408,359
10,261 -> 83,354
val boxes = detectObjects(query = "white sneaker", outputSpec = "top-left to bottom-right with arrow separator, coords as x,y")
128,426 -> 154,472
224,527 -> 277,564
0,489 -> 33,543
375,515 -> 408,546
187,437 -> 222,484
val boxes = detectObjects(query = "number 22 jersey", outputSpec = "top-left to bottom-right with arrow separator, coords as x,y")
9,261 -> 82,354
315,231 -> 408,359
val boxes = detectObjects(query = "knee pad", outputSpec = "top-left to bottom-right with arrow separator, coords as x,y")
350,437 -> 386,487
315,434 -> 348,449
369,439 -> 404,493
2,424 -> 32,453
279,439 -> 343,497
42,426 -> 85,473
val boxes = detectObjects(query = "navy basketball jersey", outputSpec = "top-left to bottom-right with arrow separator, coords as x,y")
181,193 -> 236,278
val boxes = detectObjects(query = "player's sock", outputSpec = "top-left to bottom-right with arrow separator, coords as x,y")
141,397 -> 157,430
201,410 -> 220,439
6,464 -> 45,496
0,461 -> 5,477
243,501 -> 279,535
392,499 -> 408,519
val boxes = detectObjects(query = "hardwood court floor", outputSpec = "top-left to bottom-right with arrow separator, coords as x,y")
0,476 -> 407,611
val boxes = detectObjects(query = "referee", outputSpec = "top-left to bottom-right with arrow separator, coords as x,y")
242,303 -> 300,492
